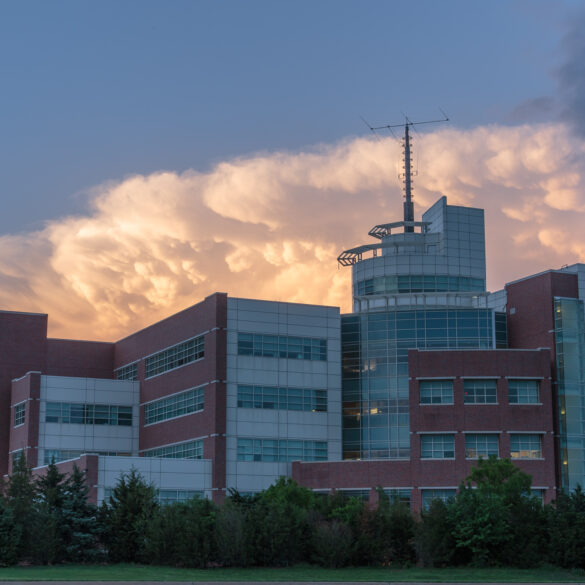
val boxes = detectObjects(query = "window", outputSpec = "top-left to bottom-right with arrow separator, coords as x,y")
158,490 -> 203,504
43,449 -> 128,465
143,439 -> 203,459
237,333 -> 327,361
338,489 -> 370,501
237,385 -> 327,412
115,362 -> 138,381
419,380 -> 453,404
145,335 -> 204,379
14,402 -> 25,426
421,489 -> 456,510
464,379 -> 497,404
236,438 -> 327,462
383,488 -> 412,509
45,402 -> 133,426
420,434 -> 455,459
465,434 -> 499,458
144,386 -> 204,425
510,434 -> 542,459
508,380 -> 539,404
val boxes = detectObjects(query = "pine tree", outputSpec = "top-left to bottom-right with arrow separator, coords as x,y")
100,468 -> 159,563
61,465 -> 102,562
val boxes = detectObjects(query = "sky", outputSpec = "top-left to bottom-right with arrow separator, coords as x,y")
1,0 -> 585,340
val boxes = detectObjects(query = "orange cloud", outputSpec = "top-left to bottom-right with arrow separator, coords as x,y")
0,123 -> 584,341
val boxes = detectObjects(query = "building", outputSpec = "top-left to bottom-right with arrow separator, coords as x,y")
4,126 -> 585,510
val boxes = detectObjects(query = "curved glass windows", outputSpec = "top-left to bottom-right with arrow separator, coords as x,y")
356,275 -> 485,296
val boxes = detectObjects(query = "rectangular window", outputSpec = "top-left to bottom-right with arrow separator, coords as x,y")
142,439 -> 203,459
237,333 -> 327,361
237,385 -> 327,412
14,402 -> 25,426
383,488 -> 412,509
464,379 -> 497,404
145,335 -> 204,379
510,434 -> 542,459
419,380 -> 453,404
115,362 -> 138,381
45,402 -> 133,426
236,438 -> 327,462
465,434 -> 499,459
508,380 -> 539,404
421,489 -> 456,510
43,449 -> 127,465
158,490 -> 203,505
420,434 -> 455,459
144,386 -> 204,425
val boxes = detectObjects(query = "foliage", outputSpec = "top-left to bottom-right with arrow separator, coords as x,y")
100,468 -> 159,563
145,497 -> 217,568
215,497 -> 254,567
310,520 -> 353,568
0,495 -> 20,567
547,486 -> 585,569
416,498 -> 460,567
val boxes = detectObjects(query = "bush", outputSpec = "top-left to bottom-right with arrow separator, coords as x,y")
311,520 -> 353,567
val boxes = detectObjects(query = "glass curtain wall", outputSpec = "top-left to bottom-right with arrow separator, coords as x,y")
342,308 -> 494,459
554,297 -> 585,491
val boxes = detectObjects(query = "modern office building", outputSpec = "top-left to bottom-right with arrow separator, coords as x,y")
3,127 -> 585,511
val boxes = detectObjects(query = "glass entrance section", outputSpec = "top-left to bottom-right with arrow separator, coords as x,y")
342,308 -> 494,460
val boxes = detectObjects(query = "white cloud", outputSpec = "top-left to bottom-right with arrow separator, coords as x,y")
0,122 -> 584,340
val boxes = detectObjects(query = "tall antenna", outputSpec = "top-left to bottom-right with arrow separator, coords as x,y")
364,112 -> 449,232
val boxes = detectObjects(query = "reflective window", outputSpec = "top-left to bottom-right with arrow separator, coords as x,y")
14,402 -> 25,426
464,379 -> 497,404
145,336 -> 204,378
510,434 -> 542,459
236,438 -> 327,462
356,275 -> 485,296
508,379 -> 539,404
115,362 -> 138,381
158,490 -> 203,504
383,488 -> 412,509
420,434 -> 455,459
237,385 -> 327,412
419,380 -> 453,404
421,488 -> 456,510
44,449 -> 129,465
465,434 -> 499,458
46,402 -> 133,426
144,386 -> 204,425
238,333 -> 327,361
143,439 -> 203,459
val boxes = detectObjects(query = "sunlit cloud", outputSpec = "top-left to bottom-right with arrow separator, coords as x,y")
0,123 -> 585,340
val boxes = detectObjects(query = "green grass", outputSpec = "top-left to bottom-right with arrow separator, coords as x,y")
0,564 -> 584,582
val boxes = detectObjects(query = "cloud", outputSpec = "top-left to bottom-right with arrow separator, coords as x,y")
1,123 -> 585,340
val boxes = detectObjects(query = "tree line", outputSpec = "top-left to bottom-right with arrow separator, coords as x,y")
1,454 -> 584,568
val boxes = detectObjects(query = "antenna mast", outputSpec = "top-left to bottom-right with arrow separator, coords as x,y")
365,112 -> 449,233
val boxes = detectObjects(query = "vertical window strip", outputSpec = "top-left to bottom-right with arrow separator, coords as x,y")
145,336 -> 205,379
237,333 -> 327,361
236,438 -> 327,462
508,380 -> 539,404
45,402 -> 133,426
419,380 -> 453,404
14,402 -> 26,426
237,385 -> 327,412
142,439 -> 203,459
464,379 -> 497,404
144,387 -> 204,425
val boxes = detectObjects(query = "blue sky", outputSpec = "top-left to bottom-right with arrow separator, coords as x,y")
0,0 -> 577,234
2,0 -> 585,339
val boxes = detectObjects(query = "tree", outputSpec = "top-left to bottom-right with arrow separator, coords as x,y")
0,495 -> 19,566
100,468 -> 159,563
61,465 -> 102,562
5,452 -> 36,560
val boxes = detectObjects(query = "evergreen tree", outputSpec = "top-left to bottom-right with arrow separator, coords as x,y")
0,494 -> 19,566
61,465 -> 102,562
100,468 -> 159,563
5,452 -> 36,560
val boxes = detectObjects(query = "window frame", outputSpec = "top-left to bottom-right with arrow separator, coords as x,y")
420,434 -> 455,459
419,379 -> 454,405
510,433 -> 543,459
14,401 -> 26,427
508,379 -> 540,405
464,433 -> 499,459
463,379 -> 498,404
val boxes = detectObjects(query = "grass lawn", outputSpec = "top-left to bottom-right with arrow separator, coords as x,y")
0,564 -> 584,582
